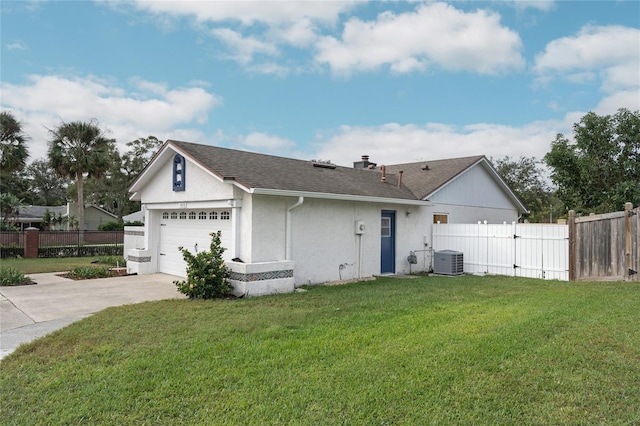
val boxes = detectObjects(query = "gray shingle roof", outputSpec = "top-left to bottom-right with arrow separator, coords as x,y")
385,156 -> 485,200
18,205 -> 66,219
169,140 -> 420,201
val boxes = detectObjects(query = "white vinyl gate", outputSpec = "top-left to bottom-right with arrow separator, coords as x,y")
432,222 -> 569,281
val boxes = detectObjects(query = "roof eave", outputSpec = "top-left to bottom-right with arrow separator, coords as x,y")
251,188 -> 432,206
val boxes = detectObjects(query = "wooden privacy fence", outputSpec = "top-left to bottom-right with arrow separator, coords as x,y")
569,203 -> 639,282
432,222 -> 569,280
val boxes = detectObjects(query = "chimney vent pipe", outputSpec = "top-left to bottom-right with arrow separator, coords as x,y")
381,165 -> 386,182
398,170 -> 403,188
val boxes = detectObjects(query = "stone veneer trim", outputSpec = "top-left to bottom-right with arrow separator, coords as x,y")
229,269 -> 293,282
127,255 -> 151,263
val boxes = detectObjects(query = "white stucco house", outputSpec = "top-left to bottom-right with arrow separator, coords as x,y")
127,140 -> 526,296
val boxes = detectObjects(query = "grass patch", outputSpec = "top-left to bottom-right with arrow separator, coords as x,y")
0,257 -> 118,274
1,275 -> 639,424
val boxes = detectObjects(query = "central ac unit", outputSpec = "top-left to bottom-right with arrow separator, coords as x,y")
434,250 -> 463,275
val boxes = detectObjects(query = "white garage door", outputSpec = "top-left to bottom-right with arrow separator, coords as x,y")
158,210 -> 233,277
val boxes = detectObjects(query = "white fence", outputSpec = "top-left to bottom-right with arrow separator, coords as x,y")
432,222 -> 569,281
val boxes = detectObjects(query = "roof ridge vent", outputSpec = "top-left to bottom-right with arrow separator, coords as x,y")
312,161 -> 336,169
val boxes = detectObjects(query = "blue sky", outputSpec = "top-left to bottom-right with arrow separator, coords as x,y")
2,1 -> 639,167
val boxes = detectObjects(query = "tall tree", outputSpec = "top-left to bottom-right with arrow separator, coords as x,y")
81,136 -> 162,219
0,111 -> 29,175
492,156 -> 556,222
545,108 -> 640,213
25,159 -> 68,206
122,136 -> 163,177
48,120 -> 111,230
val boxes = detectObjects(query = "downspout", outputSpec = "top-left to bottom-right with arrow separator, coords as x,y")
286,196 -> 304,260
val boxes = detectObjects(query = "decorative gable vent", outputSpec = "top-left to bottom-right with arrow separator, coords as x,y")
173,154 -> 185,191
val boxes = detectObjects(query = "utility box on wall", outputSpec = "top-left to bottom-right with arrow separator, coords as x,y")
434,250 -> 463,275
355,220 -> 366,234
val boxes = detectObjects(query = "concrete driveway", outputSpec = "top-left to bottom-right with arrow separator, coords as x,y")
0,273 -> 185,360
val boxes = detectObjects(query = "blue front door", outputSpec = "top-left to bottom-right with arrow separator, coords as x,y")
380,210 -> 396,274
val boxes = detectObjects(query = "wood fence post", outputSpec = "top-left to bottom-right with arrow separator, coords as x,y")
625,202 -> 633,281
568,210 -> 576,281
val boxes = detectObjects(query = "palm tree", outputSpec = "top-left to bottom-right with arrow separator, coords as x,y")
48,120 -> 111,231
0,111 -> 29,175
0,192 -> 24,229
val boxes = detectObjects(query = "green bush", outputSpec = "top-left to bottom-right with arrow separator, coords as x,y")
124,221 -> 144,226
98,221 -> 124,231
174,231 -> 232,299
68,265 -> 112,280
0,267 -> 31,286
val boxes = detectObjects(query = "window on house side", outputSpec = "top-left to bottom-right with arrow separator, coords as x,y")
433,214 -> 448,224
381,217 -> 391,237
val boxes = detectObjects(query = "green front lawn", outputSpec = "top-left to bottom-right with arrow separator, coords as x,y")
1,275 -> 639,424
0,256 -> 124,274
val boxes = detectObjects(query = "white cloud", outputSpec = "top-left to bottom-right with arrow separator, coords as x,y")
211,28 -> 280,65
245,62 -> 290,77
268,17 -> 318,48
509,0 -> 555,12
534,25 -> 640,93
129,1 -> 355,26
315,3 -> 524,75
311,119 -> 570,167
121,1 -> 359,71
241,132 -> 296,151
594,90 -> 640,115
0,74 -> 222,161
6,41 -> 27,51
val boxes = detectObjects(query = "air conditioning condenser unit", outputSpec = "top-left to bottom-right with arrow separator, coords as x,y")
434,250 -> 463,275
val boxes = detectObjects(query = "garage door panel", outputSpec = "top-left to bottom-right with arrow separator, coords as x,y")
158,210 -> 232,277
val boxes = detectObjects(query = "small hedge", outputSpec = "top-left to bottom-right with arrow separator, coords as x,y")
0,246 -> 24,259
67,266 -> 112,280
0,267 -> 34,286
39,245 -> 123,258
98,221 -> 124,231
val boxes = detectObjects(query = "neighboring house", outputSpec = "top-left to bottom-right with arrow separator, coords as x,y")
123,210 -> 144,223
7,205 -> 66,230
9,202 -> 118,230
127,140 -> 526,295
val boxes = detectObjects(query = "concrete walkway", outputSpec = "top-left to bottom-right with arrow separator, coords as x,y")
0,273 -> 185,360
